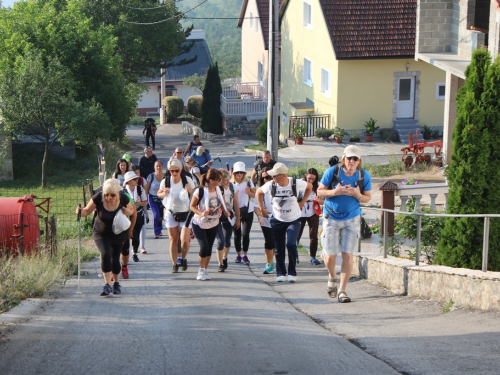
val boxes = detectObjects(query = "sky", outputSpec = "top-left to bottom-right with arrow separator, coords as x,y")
2,0 -> 16,8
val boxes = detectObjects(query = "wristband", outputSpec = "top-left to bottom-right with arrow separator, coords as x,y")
358,196 -> 363,203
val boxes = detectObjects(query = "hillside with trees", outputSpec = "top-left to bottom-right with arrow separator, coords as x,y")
178,0 -> 242,79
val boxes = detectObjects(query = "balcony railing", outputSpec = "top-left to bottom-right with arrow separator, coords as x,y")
220,95 -> 267,117
221,82 -> 266,99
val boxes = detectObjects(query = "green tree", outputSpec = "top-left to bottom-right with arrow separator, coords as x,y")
201,63 -> 222,134
0,0 -> 137,186
435,49 -> 500,270
80,0 -> 192,84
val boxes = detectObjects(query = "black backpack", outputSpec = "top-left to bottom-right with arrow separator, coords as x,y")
270,177 -> 301,201
327,164 -> 371,239
164,170 -> 189,190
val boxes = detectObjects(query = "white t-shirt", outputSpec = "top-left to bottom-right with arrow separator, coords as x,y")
260,192 -> 273,228
260,178 -> 308,222
301,189 -> 317,218
125,184 -> 147,212
189,166 -> 201,187
192,187 -> 222,228
147,173 -> 162,196
221,183 -> 236,212
233,178 -> 255,212
160,176 -> 195,213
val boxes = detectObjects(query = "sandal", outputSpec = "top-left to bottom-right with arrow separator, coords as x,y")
327,285 -> 337,298
338,291 -> 351,303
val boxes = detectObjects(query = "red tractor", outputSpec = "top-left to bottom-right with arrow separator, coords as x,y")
400,129 -> 443,166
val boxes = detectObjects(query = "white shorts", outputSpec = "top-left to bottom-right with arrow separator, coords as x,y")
321,216 -> 360,256
164,212 -> 187,229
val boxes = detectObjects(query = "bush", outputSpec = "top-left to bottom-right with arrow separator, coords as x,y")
187,95 -> 203,119
163,96 -> 184,121
257,118 -> 267,145
315,127 -> 333,139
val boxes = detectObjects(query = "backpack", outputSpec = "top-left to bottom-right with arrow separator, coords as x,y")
329,165 -> 365,193
164,170 -> 189,190
270,177 -> 300,201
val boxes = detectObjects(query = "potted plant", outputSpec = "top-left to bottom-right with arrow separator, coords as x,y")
315,127 -> 333,140
364,118 -> 379,142
333,127 -> 348,144
420,124 -> 432,140
349,130 -> 360,142
292,123 -> 308,144
432,127 -> 440,139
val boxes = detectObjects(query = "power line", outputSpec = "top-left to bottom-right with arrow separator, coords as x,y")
123,0 -> 208,25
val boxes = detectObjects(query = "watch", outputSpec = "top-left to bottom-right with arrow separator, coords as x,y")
358,196 -> 363,202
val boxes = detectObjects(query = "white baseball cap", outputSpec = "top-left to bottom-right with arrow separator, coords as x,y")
267,162 -> 288,176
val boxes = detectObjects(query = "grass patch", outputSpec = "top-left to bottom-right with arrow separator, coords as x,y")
0,245 -> 99,313
364,154 -> 435,177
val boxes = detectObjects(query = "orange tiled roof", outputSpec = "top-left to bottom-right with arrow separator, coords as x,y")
320,0 -> 416,59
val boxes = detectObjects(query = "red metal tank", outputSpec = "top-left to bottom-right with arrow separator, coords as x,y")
0,196 -> 40,254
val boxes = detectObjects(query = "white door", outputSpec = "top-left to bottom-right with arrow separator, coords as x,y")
396,77 -> 415,118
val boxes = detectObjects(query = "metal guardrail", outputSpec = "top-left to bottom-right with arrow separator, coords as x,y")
362,207 -> 500,272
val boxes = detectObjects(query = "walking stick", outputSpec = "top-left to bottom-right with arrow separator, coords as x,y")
77,204 -> 82,294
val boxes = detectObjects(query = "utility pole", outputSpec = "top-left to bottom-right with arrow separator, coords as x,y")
266,0 -> 279,161
160,67 -> 166,124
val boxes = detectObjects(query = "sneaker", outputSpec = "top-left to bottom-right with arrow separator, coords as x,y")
223,258 -> 228,270
263,263 -> 274,274
276,275 -> 285,282
217,264 -> 225,272
182,259 -> 188,271
121,266 -> 129,279
310,257 -> 321,265
112,282 -> 121,295
202,270 -> 211,280
154,235 -> 160,239
235,255 -> 242,263
140,248 -> 147,254
100,284 -> 112,296
132,253 -> 139,262
196,269 -> 204,280
171,264 -> 179,273
288,275 -> 296,283
243,255 -> 250,265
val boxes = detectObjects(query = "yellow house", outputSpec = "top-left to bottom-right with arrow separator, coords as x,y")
279,0 -> 446,143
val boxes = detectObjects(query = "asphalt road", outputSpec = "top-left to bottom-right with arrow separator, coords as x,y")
1,123 -> 499,375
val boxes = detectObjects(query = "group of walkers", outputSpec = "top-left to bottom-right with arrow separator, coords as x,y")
77,125 -> 372,304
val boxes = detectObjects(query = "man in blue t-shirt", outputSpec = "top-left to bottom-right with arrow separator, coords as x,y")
317,145 -> 372,304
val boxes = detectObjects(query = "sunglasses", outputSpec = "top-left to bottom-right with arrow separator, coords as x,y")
234,171 -> 245,175
262,175 -> 272,181
346,156 -> 359,161
104,193 -> 116,198
176,151 -> 182,154
212,178 -> 222,182
169,169 -> 180,173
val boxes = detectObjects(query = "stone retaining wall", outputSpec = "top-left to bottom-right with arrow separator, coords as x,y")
353,254 -> 500,311
224,116 -> 261,136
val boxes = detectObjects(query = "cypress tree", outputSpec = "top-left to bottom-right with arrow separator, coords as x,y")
435,49 -> 500,270
201,62 -> 223,134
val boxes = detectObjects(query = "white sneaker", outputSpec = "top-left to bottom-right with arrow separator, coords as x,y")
288,275 -> 296,283
276,276 -> 285,282
202,270 -> 211,280
196,269 -> 204,280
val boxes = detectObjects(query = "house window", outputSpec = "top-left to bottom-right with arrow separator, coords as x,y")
249,12 -> 253,29
436,83 -> 445,100
321,68 -> 331,97
255,17 -> 259,33
303,58 -> 312,87
258,62 -> 264,87
303,1 -> 312,29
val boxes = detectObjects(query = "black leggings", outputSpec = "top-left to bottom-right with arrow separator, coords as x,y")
234,212 -> 254,253
122,214 -> 144,256
297,214 -> 319,258
260,226 -> 275,250
217,220 -> 233,250
94,238 -> 123,274
192,223 -> 219,258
